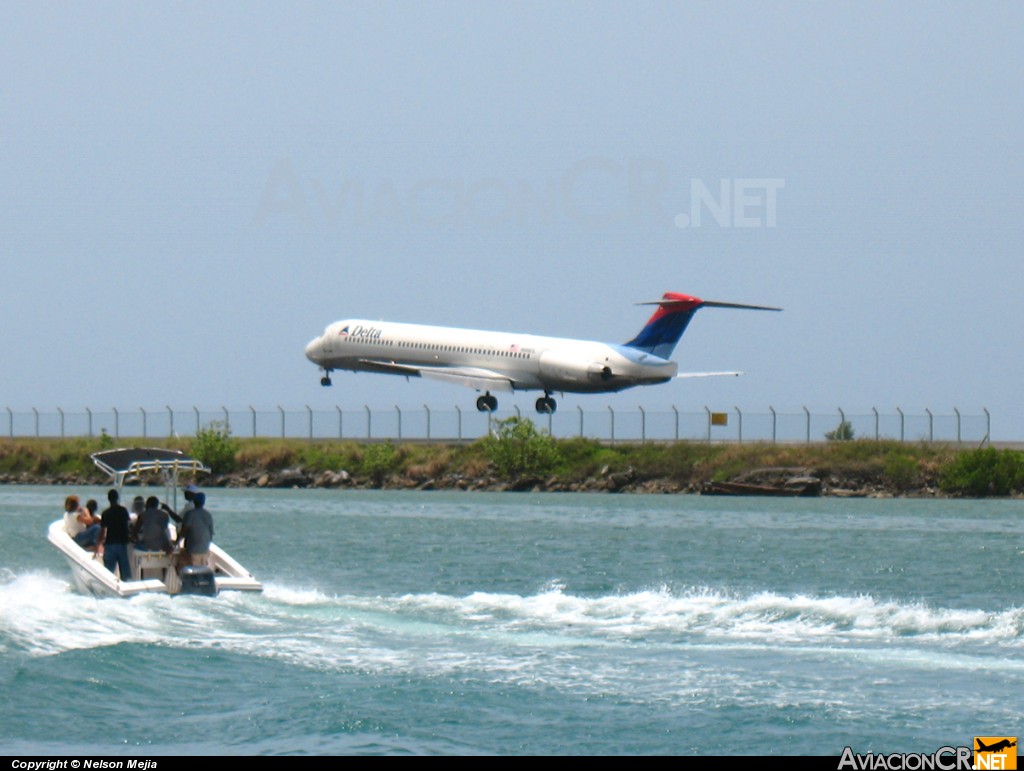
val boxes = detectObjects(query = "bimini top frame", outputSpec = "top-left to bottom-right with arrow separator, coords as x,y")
90,448 -> 209,509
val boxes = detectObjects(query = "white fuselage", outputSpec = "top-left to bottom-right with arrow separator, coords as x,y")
305,319 -> 678,395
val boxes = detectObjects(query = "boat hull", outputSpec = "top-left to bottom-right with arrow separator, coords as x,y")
48,520 -> 262,597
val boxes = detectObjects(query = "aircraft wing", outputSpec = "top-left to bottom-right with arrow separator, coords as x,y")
357,359 -> 517,392
676,371 -> 743,378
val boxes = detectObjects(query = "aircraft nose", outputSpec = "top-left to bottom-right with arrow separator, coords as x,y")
305,336 -> 323,363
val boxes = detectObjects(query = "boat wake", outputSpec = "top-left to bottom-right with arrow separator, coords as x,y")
3,571 -> 1022,661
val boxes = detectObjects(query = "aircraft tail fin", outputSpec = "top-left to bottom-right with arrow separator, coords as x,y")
624,292 -> 781,359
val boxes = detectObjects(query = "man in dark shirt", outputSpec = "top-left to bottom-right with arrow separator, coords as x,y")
99,489 -> 132,581
134,496 -> 172,553
179,492 -> 214,567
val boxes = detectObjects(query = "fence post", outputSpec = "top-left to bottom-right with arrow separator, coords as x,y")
33,407 -> 39,438
141,407 -> 147,438
704,406 -> 711,443
58,407 -> 64,438
250,406 -> 256,438
608,406 -> 615,445
365,405 -> 371,439
837,407 -> 845,435
735,406 -> 742,444
6,407 -> 11,438
113,407 -> 119,439
193,406 -> 199,434
639,406 -> 646,444
577,405 -> 584,438
872,407 -> 879,441
278,405 -> 285,438
672,405 -> 679,442
222,406 -> 230,434
337,405 -> 343,439
424,405 -> 430,441
925,408 -> 933,443
803,406 -> 810,444
514,405 -> 521,420
769,406 -> 776,444
86,407 -> 92,439
983,407 -> 990,445
395,405 -> 402,440
954,408 -> 961,444
307,405 -> 313,441
167,405 -> 174,438
897,407 -> 904,442
455,405 -> 462,443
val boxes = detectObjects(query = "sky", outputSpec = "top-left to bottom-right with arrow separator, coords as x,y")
1,2 -> 1021,438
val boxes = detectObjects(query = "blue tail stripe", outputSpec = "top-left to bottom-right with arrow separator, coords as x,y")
625,309 -> 700,359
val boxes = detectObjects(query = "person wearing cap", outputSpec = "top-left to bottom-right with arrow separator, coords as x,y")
161,483 -> 198,525
177,491 -> 214,567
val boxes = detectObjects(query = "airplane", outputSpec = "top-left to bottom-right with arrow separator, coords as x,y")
304,291 -> 781,414
976,739 -> 1016,753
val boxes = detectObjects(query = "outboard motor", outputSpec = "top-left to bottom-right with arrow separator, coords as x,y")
179,565 -> 218,597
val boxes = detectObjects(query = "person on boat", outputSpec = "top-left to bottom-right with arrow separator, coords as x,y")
160,483 -> 198,525
63,494 -> 101,549
132,496 -> 172,554
177,491 -> 213,567
98,489 -> 132,580
129,495 -> 145,523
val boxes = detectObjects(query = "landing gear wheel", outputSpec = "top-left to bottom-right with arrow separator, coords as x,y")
476,394 -> 498,412
535,396 -> 556,414
320,376 -> 332,387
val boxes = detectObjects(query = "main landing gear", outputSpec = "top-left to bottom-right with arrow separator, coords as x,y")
475,392 -> 557,414
476,392 -> 498,412
535,394 -> 557,414
320,370 -> 333,387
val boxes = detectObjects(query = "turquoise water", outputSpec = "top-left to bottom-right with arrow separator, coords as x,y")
2,487 -> 1023,755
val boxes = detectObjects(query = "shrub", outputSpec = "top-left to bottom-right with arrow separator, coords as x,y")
482,417 -> 562,479
189,421 -> 239,473
825,420 -> 855,441
939,448 -> 1024,496
361,441 -> 400,486
882,454 -> 919,492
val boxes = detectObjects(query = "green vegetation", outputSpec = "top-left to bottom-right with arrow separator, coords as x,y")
825,420 -> 855,441
482,417 -> 562,479
1,432 -> 1021,497
938,448 -> 1024,496
359,441 -> 403,486
189,421 -> 240,474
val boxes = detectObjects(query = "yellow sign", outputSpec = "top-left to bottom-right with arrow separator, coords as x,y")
709,412 -> 728,426
975,737 -> 1017,770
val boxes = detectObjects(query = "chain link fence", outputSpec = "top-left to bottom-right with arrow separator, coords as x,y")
2,405 -> 991,445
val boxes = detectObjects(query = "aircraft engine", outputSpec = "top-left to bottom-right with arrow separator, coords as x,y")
538,350 -> 613,385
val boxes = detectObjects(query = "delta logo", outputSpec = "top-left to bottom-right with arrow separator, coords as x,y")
338,325 -> 382,339
975,738 -> 1017,770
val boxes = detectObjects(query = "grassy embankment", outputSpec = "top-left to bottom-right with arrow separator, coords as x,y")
1,422 -> 1021,497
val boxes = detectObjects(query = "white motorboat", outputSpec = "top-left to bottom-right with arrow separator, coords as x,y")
48,448 -> 262,597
